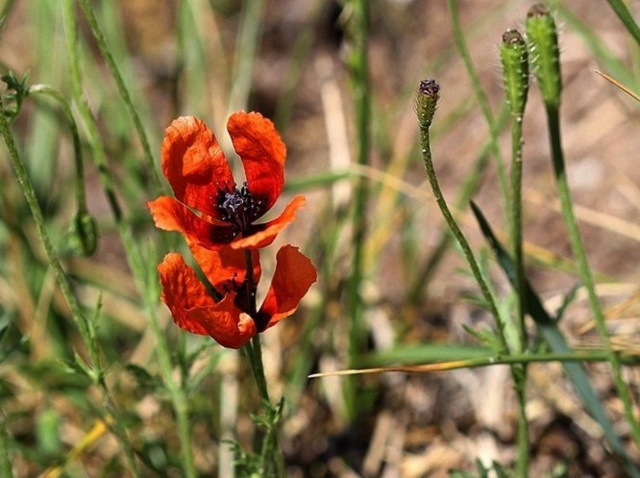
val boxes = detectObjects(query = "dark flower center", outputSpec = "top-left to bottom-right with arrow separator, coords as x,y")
217,182 -> 262,233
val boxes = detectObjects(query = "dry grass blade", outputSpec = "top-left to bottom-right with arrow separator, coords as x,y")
595,69 -> 640,102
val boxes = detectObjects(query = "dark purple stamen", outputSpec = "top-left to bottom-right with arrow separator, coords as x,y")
217,182 -> 263,234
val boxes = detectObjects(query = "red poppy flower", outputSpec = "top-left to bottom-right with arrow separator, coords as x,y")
158,245 -> 317,349
148,112 -> 306,250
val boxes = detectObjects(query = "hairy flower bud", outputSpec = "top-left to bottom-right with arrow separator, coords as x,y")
416,79 -> 440,130
526,4 -> 561,109
500,29 -> 529,119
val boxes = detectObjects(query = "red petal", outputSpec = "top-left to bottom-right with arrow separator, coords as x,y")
162,116 -> 235,219
148,196 -> 237,248
230,195 -> 306,250
186,298 -> 257,349
257,245 -> 317,331
190,243 -> 261,290
158,253 -> 257,348
227,112 -> 285,215
157,253 -> 217,335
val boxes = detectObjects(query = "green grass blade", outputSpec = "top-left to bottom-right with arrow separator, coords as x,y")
227,0 -> 265,113
360,343 -> 492,367
606,0 -> 640,45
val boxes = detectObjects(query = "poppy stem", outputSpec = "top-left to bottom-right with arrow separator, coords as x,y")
244,250 -> 259,319
242,249 -> 268,398
242,250 -> 286,477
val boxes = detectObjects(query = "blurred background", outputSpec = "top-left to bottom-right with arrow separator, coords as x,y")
1,0 -> 640,476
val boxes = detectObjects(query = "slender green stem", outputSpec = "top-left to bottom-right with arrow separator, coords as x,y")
242,251 -> 285,477
0,94 -> 142,476
344,0 -> 371,419
514,367 -> 528,477
416,85 -> 507,353
62,2 -> 196,475
447,0 -> 509,212
510,120 -> 526,347
75,0 -> 163,195
408,107 -> 509,303
510,111 -> 528,478
545,105 -> 640,448
259,399 -> 285,478
244,251 -> 269,402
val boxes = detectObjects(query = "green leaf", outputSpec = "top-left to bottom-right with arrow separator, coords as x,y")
359,343 -> 492,367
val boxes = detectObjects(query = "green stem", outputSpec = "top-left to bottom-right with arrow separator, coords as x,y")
514,368 -> 528,477
447,0 -> 509,211
243,251 -> 285,478
75,0 -> 163,196
0,94 -> 141,476
345,0 -> 370,419
417,95 -> 507,353
408,107 -> 509,303
420,127 -> 531,469
510,114 -> 528,478
545,105 -> 640,449
510,118 -> 526,352
62,2 -> 196,475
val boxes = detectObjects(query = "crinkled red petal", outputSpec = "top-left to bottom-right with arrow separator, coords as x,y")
148,196 -> 237,248
186,297 -> 257,349
161,116 -> 235,219
227,112 -> 285,215
256,245 -> 317,331
157,253 -> 217,336
230,195 -> 306,250
158,253 -> 257,349
190,242 -> 261,291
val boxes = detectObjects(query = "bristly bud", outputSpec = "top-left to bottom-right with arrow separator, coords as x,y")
500,29 -> 529,119
416,79 -> 440,130
525,3 -> 561,109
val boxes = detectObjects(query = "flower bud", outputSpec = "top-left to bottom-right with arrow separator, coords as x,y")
500,29 -> 529,118
526,4 -> 561,109
416,79 -> 440,130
